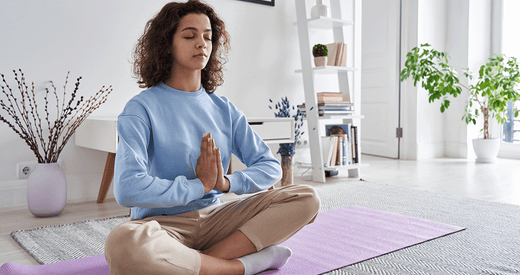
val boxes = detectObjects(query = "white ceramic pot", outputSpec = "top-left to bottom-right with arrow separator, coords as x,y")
314,56 -> 328,67
311,0 -> 329,18
27,163 -> 67,217
472,138 -> 500,163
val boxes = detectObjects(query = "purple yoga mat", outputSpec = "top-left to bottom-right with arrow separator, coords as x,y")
0,254 -> 109,275
264,205 -> 465,275
1,206 -> 464,275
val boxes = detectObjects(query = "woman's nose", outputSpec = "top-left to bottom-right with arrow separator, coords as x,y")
196,37 -> 207,49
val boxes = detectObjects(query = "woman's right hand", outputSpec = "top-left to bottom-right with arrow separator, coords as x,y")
196,133 -> 218,193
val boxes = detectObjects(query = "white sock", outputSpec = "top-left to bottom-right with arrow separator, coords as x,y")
237,245 -> 292,275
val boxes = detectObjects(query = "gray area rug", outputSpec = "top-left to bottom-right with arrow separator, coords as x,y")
11,216 -> 129,265
11,180 -> 520,274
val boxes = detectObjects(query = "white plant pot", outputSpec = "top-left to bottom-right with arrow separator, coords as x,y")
472,138 -> 500,163
27,163 -> 67,217
311,0 -> 329,18
314,56 -> 328,67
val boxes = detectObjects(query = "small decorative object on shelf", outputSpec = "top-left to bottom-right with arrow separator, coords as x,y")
312,44 -> 328,67
400,43 -> 520,162
269,97 -> 304,186
311,0 -> 329,18
0,69 -> 112,216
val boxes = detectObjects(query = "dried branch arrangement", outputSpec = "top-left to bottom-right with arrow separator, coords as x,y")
0,69 -> 112,163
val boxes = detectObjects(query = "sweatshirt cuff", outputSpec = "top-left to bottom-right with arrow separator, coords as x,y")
226,172 -> 245,195
187,178 -> 206,198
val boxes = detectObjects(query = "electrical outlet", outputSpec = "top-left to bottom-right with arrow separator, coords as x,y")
16,160 -> 64,179
17,161 -> 38,179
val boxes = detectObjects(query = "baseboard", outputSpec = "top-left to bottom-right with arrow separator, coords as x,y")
416,142 -> 445,159
443,142 -> 468,158
0,173 -> 112,209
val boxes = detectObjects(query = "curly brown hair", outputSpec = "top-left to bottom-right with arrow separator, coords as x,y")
133,0 -> 230,93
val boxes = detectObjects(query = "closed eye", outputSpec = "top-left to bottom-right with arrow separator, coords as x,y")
184,36 -> 211,41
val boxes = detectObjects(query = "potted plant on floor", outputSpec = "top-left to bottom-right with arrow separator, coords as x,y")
313,44 -> 328,67
0,70 -> 112,216
269,97 -> 305,186
400,43 -> 520,162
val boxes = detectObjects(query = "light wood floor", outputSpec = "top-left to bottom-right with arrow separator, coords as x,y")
1,154 -> 519,266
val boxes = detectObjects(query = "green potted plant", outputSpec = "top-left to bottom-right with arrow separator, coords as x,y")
313,44 -> 328,67
0,70 -> 112,216
400,43 -> 520,162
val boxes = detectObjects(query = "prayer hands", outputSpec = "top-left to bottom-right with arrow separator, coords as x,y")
214,147 -> 229,192
196,133 -> 229,193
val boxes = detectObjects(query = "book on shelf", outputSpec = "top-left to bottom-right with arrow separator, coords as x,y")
298,102 -> 355,117
321,134 -> 348,167
321,136 -> 336,167
325,43 -> 347,67
351,125 -> 359,164
321,124 -> 359,167
317,110 -> 355,116
317,92 -> 349,103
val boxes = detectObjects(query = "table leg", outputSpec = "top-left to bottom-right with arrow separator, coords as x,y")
97,152 -> 116,203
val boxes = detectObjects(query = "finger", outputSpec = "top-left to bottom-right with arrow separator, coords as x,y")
200,139 -> 208,155
207,138 -> 214,157
216,148 -> 223,172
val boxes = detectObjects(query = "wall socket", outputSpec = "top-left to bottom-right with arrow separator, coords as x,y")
17,161 -> 38,179
16,160 -> 64,179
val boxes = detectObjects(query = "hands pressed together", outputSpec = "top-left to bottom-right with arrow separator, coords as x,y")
196,133 -> 229,193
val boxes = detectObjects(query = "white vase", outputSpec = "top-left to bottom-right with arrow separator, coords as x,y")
472,138 -> 501,163
27,163 -> 67,217
311,0 -> 329,18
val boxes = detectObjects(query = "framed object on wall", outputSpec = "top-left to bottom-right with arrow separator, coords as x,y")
238,0 -> 275,7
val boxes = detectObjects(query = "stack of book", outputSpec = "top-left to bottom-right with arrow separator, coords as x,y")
298,102 -> 354,117
321,124 -> 359,167
317,92 -> 345,103
325,43 -> 347,67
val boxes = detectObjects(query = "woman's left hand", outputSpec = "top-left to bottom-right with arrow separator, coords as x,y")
214,148 -> 230,192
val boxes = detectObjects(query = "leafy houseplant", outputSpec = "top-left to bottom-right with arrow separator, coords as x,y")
400,44 -> 520,161
269,97 -> 304,186
0,69 -> 112,216
312,44 -> 328,67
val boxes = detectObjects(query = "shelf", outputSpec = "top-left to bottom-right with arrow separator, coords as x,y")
319,114 -> 364,120
295,66 -> 356,74
294,16 -> 354,29
302,114 -> 364,120
294,0 -> 362,183
297,163 -> 369,171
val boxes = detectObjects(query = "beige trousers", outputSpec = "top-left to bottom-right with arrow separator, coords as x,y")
104,185 -> 320,275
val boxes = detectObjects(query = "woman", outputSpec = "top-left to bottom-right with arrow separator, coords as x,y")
104,1 -> 320,274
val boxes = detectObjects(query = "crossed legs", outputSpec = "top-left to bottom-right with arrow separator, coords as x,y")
199,231 -> 255,275
105,185 -> 320,275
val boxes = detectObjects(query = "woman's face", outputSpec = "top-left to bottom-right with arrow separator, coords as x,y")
171,13 -> 213,72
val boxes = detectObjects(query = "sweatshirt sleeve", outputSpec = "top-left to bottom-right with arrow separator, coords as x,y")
113,111 -> 205,209
227,111 -> 282,195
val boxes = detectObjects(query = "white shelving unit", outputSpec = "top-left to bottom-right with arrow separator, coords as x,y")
294,0 -> 367,182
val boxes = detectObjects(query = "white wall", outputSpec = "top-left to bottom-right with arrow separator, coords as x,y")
415,0 -> 449,159
444,0 -> 470,158
0,0 -> 327,207
400,0 -> 495,160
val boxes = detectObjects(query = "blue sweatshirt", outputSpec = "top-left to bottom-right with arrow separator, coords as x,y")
114,83 -> 282,219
